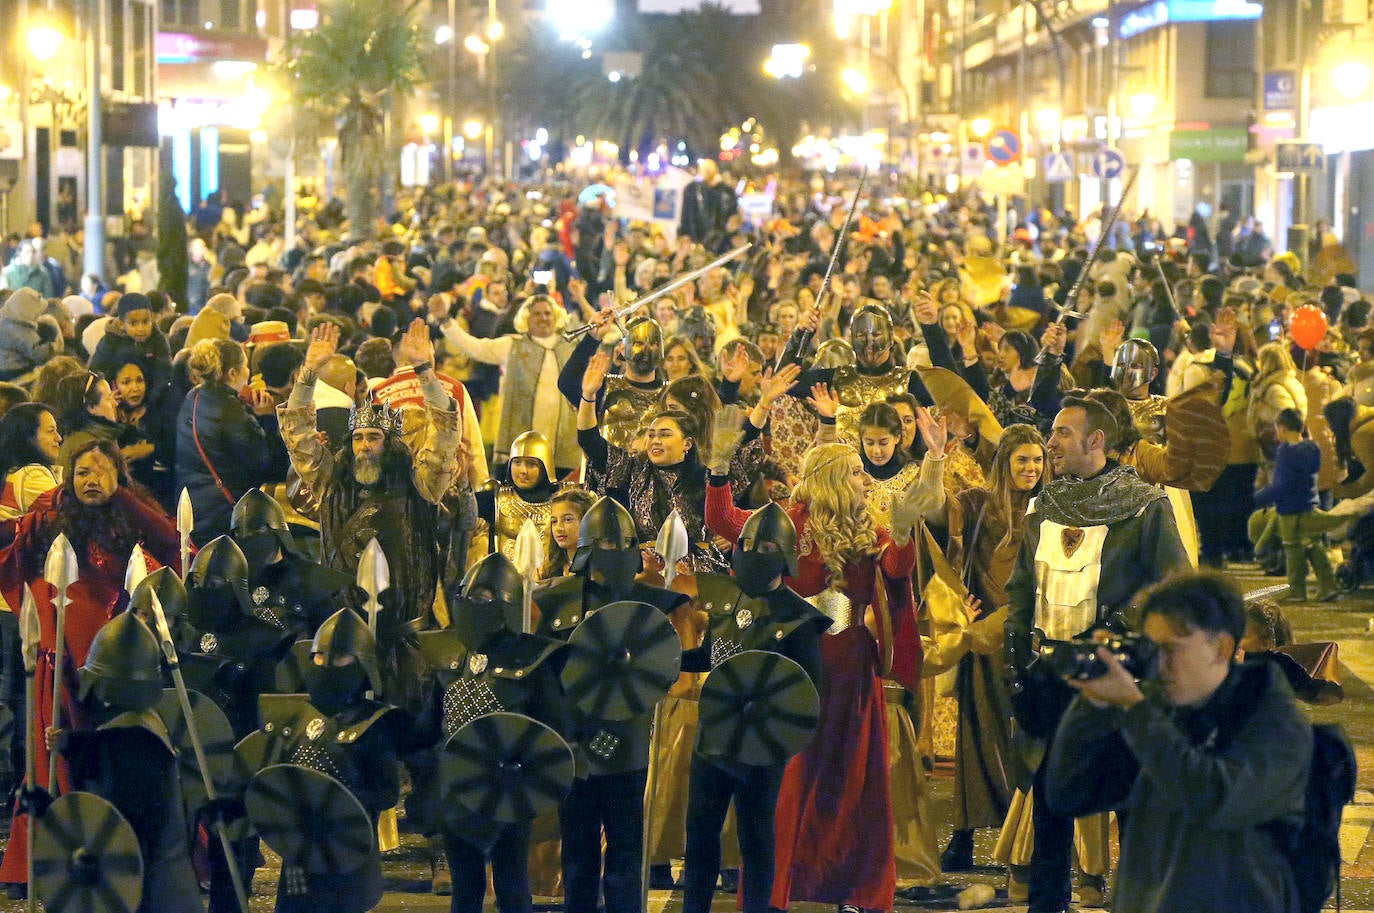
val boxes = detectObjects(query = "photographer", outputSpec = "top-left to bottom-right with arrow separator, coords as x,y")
1044,572 -> 1311,913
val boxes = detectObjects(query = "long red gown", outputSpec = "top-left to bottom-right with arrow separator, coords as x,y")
705,484 -> 919,910
0,487 -> 181,885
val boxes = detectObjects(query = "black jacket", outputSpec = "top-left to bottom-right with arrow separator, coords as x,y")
1046,661 -> 1310,913
176,381 -> 290,544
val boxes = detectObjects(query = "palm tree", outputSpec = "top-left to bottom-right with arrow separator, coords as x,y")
281,0 -> 424,234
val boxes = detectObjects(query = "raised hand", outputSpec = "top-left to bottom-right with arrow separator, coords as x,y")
916,406 -> 949,455
722,345 -> 751,383
806,382 -> 839,418
1041,321 -> 1068,357
303,322 -> 340,373
582,351 -> 612,400
1100,318 -> 1126,358
707,404 -> 748,474
397,318 -> 435,367
912,290 -> 940,326
759,362 -> 801,405
1211,306 -> 1237,355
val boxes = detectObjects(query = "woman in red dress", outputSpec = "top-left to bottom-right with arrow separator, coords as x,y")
706,441 -> 919,913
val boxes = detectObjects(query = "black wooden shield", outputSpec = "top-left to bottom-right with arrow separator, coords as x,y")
154,688 -> 237,814
245,763 -> 374,874
559,601 -> 681,721
441,712 -> 574,824
698,650 -> 820,766
33,791 -> 143,913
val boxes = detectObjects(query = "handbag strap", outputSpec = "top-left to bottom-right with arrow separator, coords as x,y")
191,389 -> 237,506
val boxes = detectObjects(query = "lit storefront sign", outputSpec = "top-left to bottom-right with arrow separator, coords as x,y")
1119,0 -> 1262,39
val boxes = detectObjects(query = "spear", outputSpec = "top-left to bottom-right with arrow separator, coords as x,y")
356,539 -> 389,645
1051,164 -> 1141,326
655,511 -> 689,590
134,555 -> 251,913
353,539 -> 399,852
512,519 -> 542,634
19,585 -> 38,913
43,534 -> 76,795
177,489 -> 194,581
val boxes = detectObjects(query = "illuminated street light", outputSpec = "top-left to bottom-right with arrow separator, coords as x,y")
608,70 -> 622,83
763,43 -> 811,79
436,24 -> 454,44
26,24 -> 63,63
1332,61 -> 1373,100
464,34 -> 490,55
419,113 -> 441,134
548,0 -> 614,38
1127,92 -> 1158,120
463,119 -> 485,140
486,20 -> 504,41
1034,107 -> 1061,132
841,67 -> 869,96
969,117 -> 992,139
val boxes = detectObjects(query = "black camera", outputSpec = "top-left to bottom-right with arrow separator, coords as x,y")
1040,632 -> 1157,681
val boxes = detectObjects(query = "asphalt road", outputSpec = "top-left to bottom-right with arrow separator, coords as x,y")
1,560 -> 1371,912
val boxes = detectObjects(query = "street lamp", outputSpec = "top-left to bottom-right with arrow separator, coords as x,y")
435,24 -> 454,44
763,43 -> 811,79
841,67 -> 869,97
1332,61 -> 1373,100
420,113 -> 441,135
26,25 -> 63,63
463,119 -> 484,141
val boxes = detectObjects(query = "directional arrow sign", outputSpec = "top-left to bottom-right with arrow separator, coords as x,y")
1091,148 -> 1125,179
1275,141 -> 1326,174
1043,152 -> 1075,183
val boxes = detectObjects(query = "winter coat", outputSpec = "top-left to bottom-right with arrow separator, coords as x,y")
176,380 -> 290,544
1046,660 -> 1310,913
0,288 -> 59,378
89,324 -> 173,399
1252,439 -> 1321,515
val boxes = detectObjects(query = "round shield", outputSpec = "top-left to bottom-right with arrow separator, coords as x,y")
245,763 -> 374,875
155,688 -> 237,814
698,650 -> 820,766
560,601 -> 682,722
441,712 -> 574,825
33,792 -> 143,913
223,730 -> 286,841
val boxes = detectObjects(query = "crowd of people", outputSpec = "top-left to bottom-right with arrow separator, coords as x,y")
0,166 -> 1358,913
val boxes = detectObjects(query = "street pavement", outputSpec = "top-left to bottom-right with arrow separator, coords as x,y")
1,560 -> 1371,912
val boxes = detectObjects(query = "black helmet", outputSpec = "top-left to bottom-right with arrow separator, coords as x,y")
129,567 -> 189,623
732,502 -> 799,596
79,612 -> 164,712
447,553 -> 523,649
310,608 -> 381,697
571,497 -> 642,593
230,489 -> 299,572
186,536 -> 252,631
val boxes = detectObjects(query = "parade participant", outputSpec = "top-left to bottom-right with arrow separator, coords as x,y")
49,611 -> 203,911
986,325 -> 1068,432
680,492 -> 829,913
440,294 -> 581,475
912,420 -> 1046,874
856,402 -> 920,528
279,320 -> 464,710
558,314 -> 666,450
1109,336 -> 1167,442
779,303 -> 938,445
0,436 -> 182,890
1004,396 -> 1189,913
256,608 -> 404,913
531,496 -> 691,913
577,352 -> 793,573
476,431 -> 569,561
230,488 -> 354,642
420,553 -> 569,913
541,488 -> 596,580
176,338 -> 290,544
705,442 -> 920,913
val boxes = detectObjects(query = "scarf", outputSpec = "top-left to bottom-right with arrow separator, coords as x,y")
1034,462 -> 1166,527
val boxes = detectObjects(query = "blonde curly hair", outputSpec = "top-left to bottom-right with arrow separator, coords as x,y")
791,443 -> 879,586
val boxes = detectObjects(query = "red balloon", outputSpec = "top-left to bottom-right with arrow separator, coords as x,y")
1290,304 -> 1329,351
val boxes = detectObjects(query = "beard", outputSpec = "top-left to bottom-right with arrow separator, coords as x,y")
354,453 -> 382,486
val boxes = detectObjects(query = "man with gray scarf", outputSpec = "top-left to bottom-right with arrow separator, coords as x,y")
1004,395 -> 1188,913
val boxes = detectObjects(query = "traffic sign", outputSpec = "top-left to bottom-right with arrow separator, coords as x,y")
1091,148 -> 1125,179
985,128 -> 1022,165
1275,141 -> 1325,173
961,143 -> 986,175
1043,152 -> 1074,183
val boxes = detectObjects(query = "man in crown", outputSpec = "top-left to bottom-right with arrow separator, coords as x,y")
278,319 -> 466,710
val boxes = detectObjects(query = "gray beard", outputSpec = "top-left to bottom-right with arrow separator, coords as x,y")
354,455 -> 382,486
